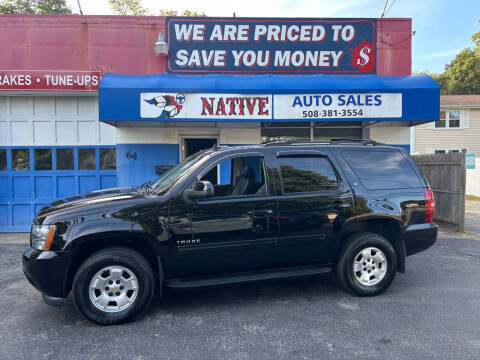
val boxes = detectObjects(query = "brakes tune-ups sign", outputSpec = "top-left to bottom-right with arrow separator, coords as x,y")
166,17 -> 377,74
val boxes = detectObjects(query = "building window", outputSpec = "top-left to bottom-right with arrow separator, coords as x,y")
100,148 -> 116,170
261,122 -> 310,143
314,127 -> 362,141
56,148 -> 74,170
0,149 -> 6,171
261,121 -> 363,143
78,148 -> 96,170
34,149 -> 52,170
434,110 -> 461,129
12,149 -> 30,171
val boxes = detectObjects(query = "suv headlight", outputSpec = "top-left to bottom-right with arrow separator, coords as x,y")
31,224 -> 56,251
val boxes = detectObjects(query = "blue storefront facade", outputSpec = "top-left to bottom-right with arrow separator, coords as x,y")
100,73 -> 439,187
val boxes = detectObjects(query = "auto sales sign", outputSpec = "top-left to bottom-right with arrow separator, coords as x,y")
140,92 -> 403,121
166,17 -> 377,74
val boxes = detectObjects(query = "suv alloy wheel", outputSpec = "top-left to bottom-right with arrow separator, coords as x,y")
72,247 -> 155,325
336,232 -> 397,296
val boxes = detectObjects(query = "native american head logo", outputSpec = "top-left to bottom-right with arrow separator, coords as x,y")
143,93 -> 185,118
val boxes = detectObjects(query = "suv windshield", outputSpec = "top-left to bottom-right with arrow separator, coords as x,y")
149,151 -> 210,196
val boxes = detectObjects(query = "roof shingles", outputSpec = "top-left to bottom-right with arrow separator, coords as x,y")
440,95 -> 480,106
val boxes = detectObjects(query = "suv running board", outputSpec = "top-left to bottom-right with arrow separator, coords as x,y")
165,265 -> 332,289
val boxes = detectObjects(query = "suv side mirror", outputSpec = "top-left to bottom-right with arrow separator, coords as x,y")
185,180 -> 214,200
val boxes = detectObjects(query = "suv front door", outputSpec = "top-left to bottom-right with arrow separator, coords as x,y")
172,153 -> 279,276
273,150 -> 355,266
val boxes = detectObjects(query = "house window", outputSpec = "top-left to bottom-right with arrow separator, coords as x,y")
431,148 -> 467,154
448,110 -> 460,128
434,110 -> 461,129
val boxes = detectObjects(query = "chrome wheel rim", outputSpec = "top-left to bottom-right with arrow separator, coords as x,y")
353,247 -> 388,286
89,266 -> 139,313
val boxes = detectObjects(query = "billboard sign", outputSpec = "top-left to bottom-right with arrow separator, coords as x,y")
166,17 -> 377,74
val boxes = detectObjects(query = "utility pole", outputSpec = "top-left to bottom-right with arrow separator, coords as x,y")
381,0 -> 389,17
77,0 -> 83,15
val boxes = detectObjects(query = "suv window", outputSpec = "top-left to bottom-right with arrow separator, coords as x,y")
343,150 -> 422,190
278,155 -> 338,193
199,156 -> 267,197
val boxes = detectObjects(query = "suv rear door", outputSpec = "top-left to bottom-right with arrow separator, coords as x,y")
273,150 -> 355,266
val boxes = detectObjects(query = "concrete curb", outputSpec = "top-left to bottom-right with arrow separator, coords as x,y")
0,233 -> 29,245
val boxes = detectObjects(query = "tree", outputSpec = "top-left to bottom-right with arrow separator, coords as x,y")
108,0 -> 147,16
0,0 -> 71,14
108,0 -> 205,17
158,9 -> 205,16
430,18 -> 480,95
472,18 -> 480,56
439,49 -> 480,95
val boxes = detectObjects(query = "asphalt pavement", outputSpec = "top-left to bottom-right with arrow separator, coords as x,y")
466,200 -> 480,238
1,231 -> 480,360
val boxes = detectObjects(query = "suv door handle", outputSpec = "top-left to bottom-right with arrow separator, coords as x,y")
329,201 -> 350,209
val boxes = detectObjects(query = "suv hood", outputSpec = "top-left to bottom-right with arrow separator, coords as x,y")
36,186 -> 143,218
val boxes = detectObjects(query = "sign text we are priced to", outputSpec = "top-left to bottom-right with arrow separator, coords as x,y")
166,17 -> 377,74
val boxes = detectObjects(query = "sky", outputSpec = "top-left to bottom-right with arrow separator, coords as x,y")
67,0 -> 480,74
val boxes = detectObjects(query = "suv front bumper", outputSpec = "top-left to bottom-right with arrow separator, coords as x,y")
22,247 -> 71,299
404,223 -> 438,256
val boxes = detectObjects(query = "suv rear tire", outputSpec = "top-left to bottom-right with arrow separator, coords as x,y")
72,247 -> 155,325
336,232 -> 397,296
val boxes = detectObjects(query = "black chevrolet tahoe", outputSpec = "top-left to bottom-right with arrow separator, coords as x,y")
23,140 -> 437,325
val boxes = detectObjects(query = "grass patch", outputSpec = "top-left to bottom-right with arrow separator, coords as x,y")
466,194 -> 480,201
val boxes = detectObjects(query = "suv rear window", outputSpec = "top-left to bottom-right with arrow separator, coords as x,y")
278,155 -> 338,193
343,150 -> 422,190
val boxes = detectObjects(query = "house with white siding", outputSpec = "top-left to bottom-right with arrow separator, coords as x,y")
411,95 -> 480,196
412,95 -> 480,155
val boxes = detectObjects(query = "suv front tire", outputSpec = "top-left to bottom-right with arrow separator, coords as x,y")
72,247 -> 155,325
336,232 -> 397,296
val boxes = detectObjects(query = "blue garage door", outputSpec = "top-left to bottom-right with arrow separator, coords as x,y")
0,146 -> 116,232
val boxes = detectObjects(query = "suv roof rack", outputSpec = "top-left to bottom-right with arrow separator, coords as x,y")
329,138 -> 386,146
262,139 -> 330,146
262,139 -> 386,147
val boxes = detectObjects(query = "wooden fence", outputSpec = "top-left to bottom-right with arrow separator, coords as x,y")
412,152 -> 466,231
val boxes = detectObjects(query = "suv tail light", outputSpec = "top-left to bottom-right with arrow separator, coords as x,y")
424,188 -> 435,223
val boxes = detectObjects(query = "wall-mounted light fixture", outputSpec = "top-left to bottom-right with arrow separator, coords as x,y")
154,32 -> 168,56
